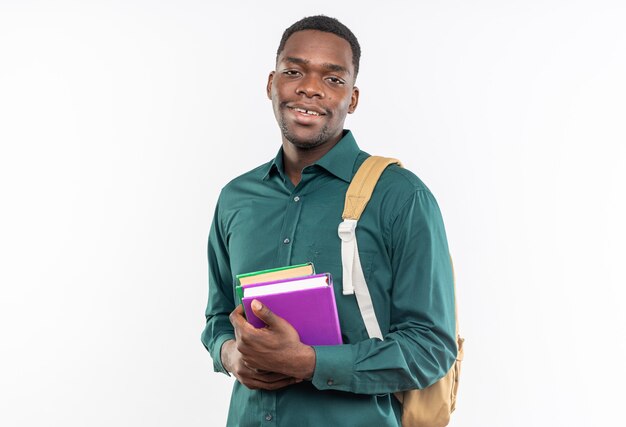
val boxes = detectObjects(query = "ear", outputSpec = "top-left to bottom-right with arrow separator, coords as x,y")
348,86 -> 359,114
266,71 -> 275,100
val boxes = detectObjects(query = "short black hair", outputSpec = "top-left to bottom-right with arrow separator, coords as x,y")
276,15 -> 361,77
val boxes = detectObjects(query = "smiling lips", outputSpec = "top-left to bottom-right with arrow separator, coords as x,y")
288,105 -> 326,117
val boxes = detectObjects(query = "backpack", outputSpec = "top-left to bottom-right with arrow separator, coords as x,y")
338,156 -> 465,427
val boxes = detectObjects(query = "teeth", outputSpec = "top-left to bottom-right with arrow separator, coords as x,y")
292,107 -> 320,116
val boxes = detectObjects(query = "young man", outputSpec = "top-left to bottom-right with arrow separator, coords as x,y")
201,15 -> 457,426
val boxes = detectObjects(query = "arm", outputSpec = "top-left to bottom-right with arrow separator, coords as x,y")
201,197 -> 306,389
200,197 -> 236,374
311,189 -> 458,394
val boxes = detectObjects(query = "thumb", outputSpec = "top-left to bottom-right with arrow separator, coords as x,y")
251,299 -> 278,327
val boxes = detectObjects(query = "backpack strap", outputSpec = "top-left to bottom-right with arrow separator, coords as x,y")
338,156 -> 402,340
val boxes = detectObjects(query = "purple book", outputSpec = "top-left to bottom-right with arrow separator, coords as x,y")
241,273 -> 342,346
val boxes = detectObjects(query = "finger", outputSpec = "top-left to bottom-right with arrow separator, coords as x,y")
235,367 -> 291,386
241,361 -> 291,381
253,371 -> 293,383
242,376 -> 302,391
260,377 -> 302,391
243,361 -> 261,374
250,299 -> 279,327
229,304 -> 245,325
243,363 -> 280,378
229,305 -> 252,333
244,366 -> 270,375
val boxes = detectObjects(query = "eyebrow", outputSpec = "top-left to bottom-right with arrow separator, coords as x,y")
284,56 -> 351,75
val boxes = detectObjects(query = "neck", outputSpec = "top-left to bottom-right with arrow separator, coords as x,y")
282,132 -> 344,186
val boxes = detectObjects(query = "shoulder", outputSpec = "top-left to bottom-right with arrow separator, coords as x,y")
360,154 -> 433,205
379,162 -> 431,194
358,155 -> 442,228
353,152 -> 430,194
217,159 -> 273,204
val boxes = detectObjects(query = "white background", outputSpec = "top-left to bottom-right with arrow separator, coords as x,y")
1,1 -> 624,426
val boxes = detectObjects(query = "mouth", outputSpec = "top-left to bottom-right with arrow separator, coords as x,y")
287,105 -> 326,117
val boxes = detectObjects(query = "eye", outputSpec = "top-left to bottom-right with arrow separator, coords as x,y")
283,70 -> 301,77
326,76 -> 345,85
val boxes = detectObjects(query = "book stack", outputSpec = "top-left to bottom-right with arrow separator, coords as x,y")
235,263 -> 342,346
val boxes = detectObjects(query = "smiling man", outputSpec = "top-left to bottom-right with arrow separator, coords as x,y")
201,15 -> 457,426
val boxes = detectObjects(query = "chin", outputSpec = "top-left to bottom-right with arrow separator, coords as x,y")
281,123 -> 331,150
288,137 -> 327,150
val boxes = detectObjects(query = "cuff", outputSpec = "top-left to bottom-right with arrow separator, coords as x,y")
311,344 -> 354,392
212,333 -> 235,375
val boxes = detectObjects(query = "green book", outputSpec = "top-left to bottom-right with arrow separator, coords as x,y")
235,262 -> 315,306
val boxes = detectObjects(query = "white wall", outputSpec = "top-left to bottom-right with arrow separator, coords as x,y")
1,1 -> 624,426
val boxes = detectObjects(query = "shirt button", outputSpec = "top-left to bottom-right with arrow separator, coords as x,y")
283,238 -> 290,244
293,196 -> 300,202
265,413 -> 273,421
327,378 -> 334,386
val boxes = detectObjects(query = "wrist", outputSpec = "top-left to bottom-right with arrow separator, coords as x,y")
293,344 -> 316,380
220,339 -> 236,373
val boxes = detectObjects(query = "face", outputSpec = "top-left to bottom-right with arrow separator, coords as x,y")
267,30 -> 359,150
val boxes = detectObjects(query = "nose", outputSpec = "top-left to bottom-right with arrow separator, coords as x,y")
296,74 -> 324,98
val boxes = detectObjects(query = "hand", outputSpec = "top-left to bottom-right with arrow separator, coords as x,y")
229,302 -> 316,380
220,339 -> 300,390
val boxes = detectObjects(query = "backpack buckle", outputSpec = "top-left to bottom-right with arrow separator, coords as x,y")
338,219 -> 357,241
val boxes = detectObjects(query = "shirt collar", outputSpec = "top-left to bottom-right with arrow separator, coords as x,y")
262,130 -> 360,183
262,147 -> 286,182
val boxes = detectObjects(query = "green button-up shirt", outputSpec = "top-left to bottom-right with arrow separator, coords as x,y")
201,130 -> 457,427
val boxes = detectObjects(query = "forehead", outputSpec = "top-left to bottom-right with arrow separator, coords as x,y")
278,30 -> 354,75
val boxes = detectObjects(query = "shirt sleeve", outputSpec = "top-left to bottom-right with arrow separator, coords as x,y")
311,189 -> 457,394
200,196 -> 236,375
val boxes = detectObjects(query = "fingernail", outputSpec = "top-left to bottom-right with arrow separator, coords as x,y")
251,300 -> 262,311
